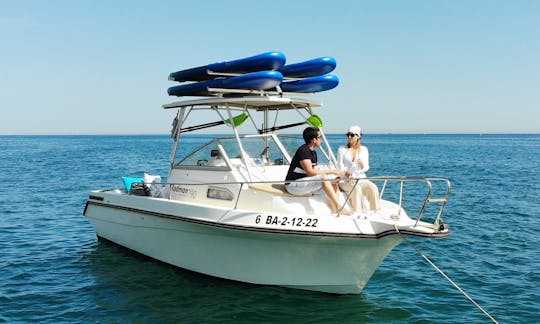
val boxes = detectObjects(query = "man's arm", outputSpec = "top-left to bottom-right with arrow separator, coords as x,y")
300,159 -> 344,178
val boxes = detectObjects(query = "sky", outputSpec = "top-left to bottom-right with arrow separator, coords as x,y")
1,0 -> 539,135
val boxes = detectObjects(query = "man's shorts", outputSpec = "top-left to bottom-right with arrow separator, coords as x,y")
285,175 -> 324,195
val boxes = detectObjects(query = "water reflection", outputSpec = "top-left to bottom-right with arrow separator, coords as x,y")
86,239 -> 411,323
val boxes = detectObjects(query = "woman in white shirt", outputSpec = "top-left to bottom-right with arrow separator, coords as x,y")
337,125 -> 380,212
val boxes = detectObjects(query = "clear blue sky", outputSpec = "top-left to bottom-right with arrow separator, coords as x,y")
1,0 -> 538,134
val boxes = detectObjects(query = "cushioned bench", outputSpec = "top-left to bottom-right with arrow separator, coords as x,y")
249,183 -> 312,197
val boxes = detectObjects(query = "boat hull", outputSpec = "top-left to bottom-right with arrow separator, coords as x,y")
84,197 -> 403,294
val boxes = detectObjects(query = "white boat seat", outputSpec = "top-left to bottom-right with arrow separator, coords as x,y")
249,183 -> 312,197
206,158 -> 242,167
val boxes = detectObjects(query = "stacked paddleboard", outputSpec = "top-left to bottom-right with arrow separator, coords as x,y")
167,52 -> 339,97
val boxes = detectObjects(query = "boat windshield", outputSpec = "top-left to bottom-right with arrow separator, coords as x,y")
175,134 -> 329,168
175,134 -> 290,168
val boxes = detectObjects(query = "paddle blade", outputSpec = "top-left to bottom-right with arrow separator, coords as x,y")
306,114 -> 323,128
225,113 -> 249,127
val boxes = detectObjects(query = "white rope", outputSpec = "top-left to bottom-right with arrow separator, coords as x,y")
394,225 -> 499,323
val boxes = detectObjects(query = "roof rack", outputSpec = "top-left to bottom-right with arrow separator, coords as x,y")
162,95 -> 322,111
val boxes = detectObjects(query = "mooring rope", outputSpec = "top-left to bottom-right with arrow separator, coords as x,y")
394,225 -> 499,323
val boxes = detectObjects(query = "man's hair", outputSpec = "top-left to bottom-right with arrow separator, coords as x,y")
303,127 -> 320,144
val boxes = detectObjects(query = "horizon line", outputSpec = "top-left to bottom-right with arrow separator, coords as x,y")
1,132 -> 539,136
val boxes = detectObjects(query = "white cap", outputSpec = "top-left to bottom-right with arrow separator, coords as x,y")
348,125 -> 362,137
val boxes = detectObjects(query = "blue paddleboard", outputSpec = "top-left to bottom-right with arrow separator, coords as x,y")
167,71 -> 284,97
169,52 -> 286,82
279,57 -> 336,78
279,74 -> 339,93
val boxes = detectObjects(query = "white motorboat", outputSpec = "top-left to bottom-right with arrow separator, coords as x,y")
84,79 -> 451,295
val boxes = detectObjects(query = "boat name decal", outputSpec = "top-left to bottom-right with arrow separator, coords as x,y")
255,215 -> 318,228
171,185 -> 197,199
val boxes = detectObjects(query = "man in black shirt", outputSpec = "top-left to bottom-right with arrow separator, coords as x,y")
285,127 -> 349,214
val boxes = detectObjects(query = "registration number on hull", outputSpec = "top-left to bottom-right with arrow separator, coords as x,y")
255,215 -> 318,228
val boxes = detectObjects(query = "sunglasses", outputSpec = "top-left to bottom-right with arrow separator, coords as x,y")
346,133 -> 362,138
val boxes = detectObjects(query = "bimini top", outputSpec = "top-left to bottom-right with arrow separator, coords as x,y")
162,95 -> 322,111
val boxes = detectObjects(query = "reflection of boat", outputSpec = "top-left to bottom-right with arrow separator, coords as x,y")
84,58 -> 451,294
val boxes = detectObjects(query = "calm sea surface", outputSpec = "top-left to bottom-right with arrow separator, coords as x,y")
1,134 -> 539,323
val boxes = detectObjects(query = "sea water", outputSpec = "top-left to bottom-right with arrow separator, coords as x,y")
0,134 -> 538,323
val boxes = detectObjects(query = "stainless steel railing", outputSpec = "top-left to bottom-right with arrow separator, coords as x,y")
134,175 -> 451,228
376,176 -> 451,228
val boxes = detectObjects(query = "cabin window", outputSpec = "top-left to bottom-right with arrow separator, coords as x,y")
207,187 -> 234,201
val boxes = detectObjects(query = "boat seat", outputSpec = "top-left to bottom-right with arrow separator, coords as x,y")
206,157 -> 242,167
249,183 -> 312,197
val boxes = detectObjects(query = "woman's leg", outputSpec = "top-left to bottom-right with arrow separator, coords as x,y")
339,181 -> 361,212
360,180 -> 380,211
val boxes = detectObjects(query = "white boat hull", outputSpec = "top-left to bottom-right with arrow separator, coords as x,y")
84,194 -> 404,294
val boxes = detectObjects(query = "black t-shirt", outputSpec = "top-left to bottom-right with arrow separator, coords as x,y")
285,144 -> 317,181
